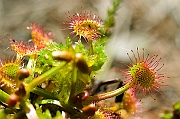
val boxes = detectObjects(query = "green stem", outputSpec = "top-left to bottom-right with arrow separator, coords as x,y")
70,63 -> 77,98
85,82 -> 132,103
32,87 -> 58,99
0,89 -> 10,103
60,102 -> 84,117
36,99 -> 84,117
36,99 -> 62,105
88,40 -> 93,55
26,56 -> 37,76
104,0 -> 121,36
26,62 -> 67,94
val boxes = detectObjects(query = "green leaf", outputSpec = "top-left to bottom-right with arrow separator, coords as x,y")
35,104 -> 62,119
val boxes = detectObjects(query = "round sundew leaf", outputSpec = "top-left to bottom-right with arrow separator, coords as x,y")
62,10 -> 103,41
119,48 -> 169,99
1,63 -> 19,78
0,62 -> 20,93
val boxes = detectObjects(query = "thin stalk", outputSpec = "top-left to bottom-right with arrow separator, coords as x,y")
26,62 -> 67,94
70,62 -> 77,98
85,82 -> 132,103
104,0 -> 122,36
35,99 -> 83,116
36,99 -> 84,117
32,87 -> 58,99
0,89 -> 10,103
88,40 -> 93,55
36,99 -> 62,105
26,56 -> 37,76
60,102 -> 84,118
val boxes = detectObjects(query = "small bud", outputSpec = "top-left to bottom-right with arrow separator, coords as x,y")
81,91 -> 89,101
75,53 -> 89,74
52,51 -> 72,62
75,91 -> 89,102
82,103 -> 96,116
44,54 -> 49,60
15,83 -> 26,100
7,94 -> 19,107
17,68 -> 30,80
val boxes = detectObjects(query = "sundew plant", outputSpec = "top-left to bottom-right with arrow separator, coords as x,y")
0,0 -> 178,119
